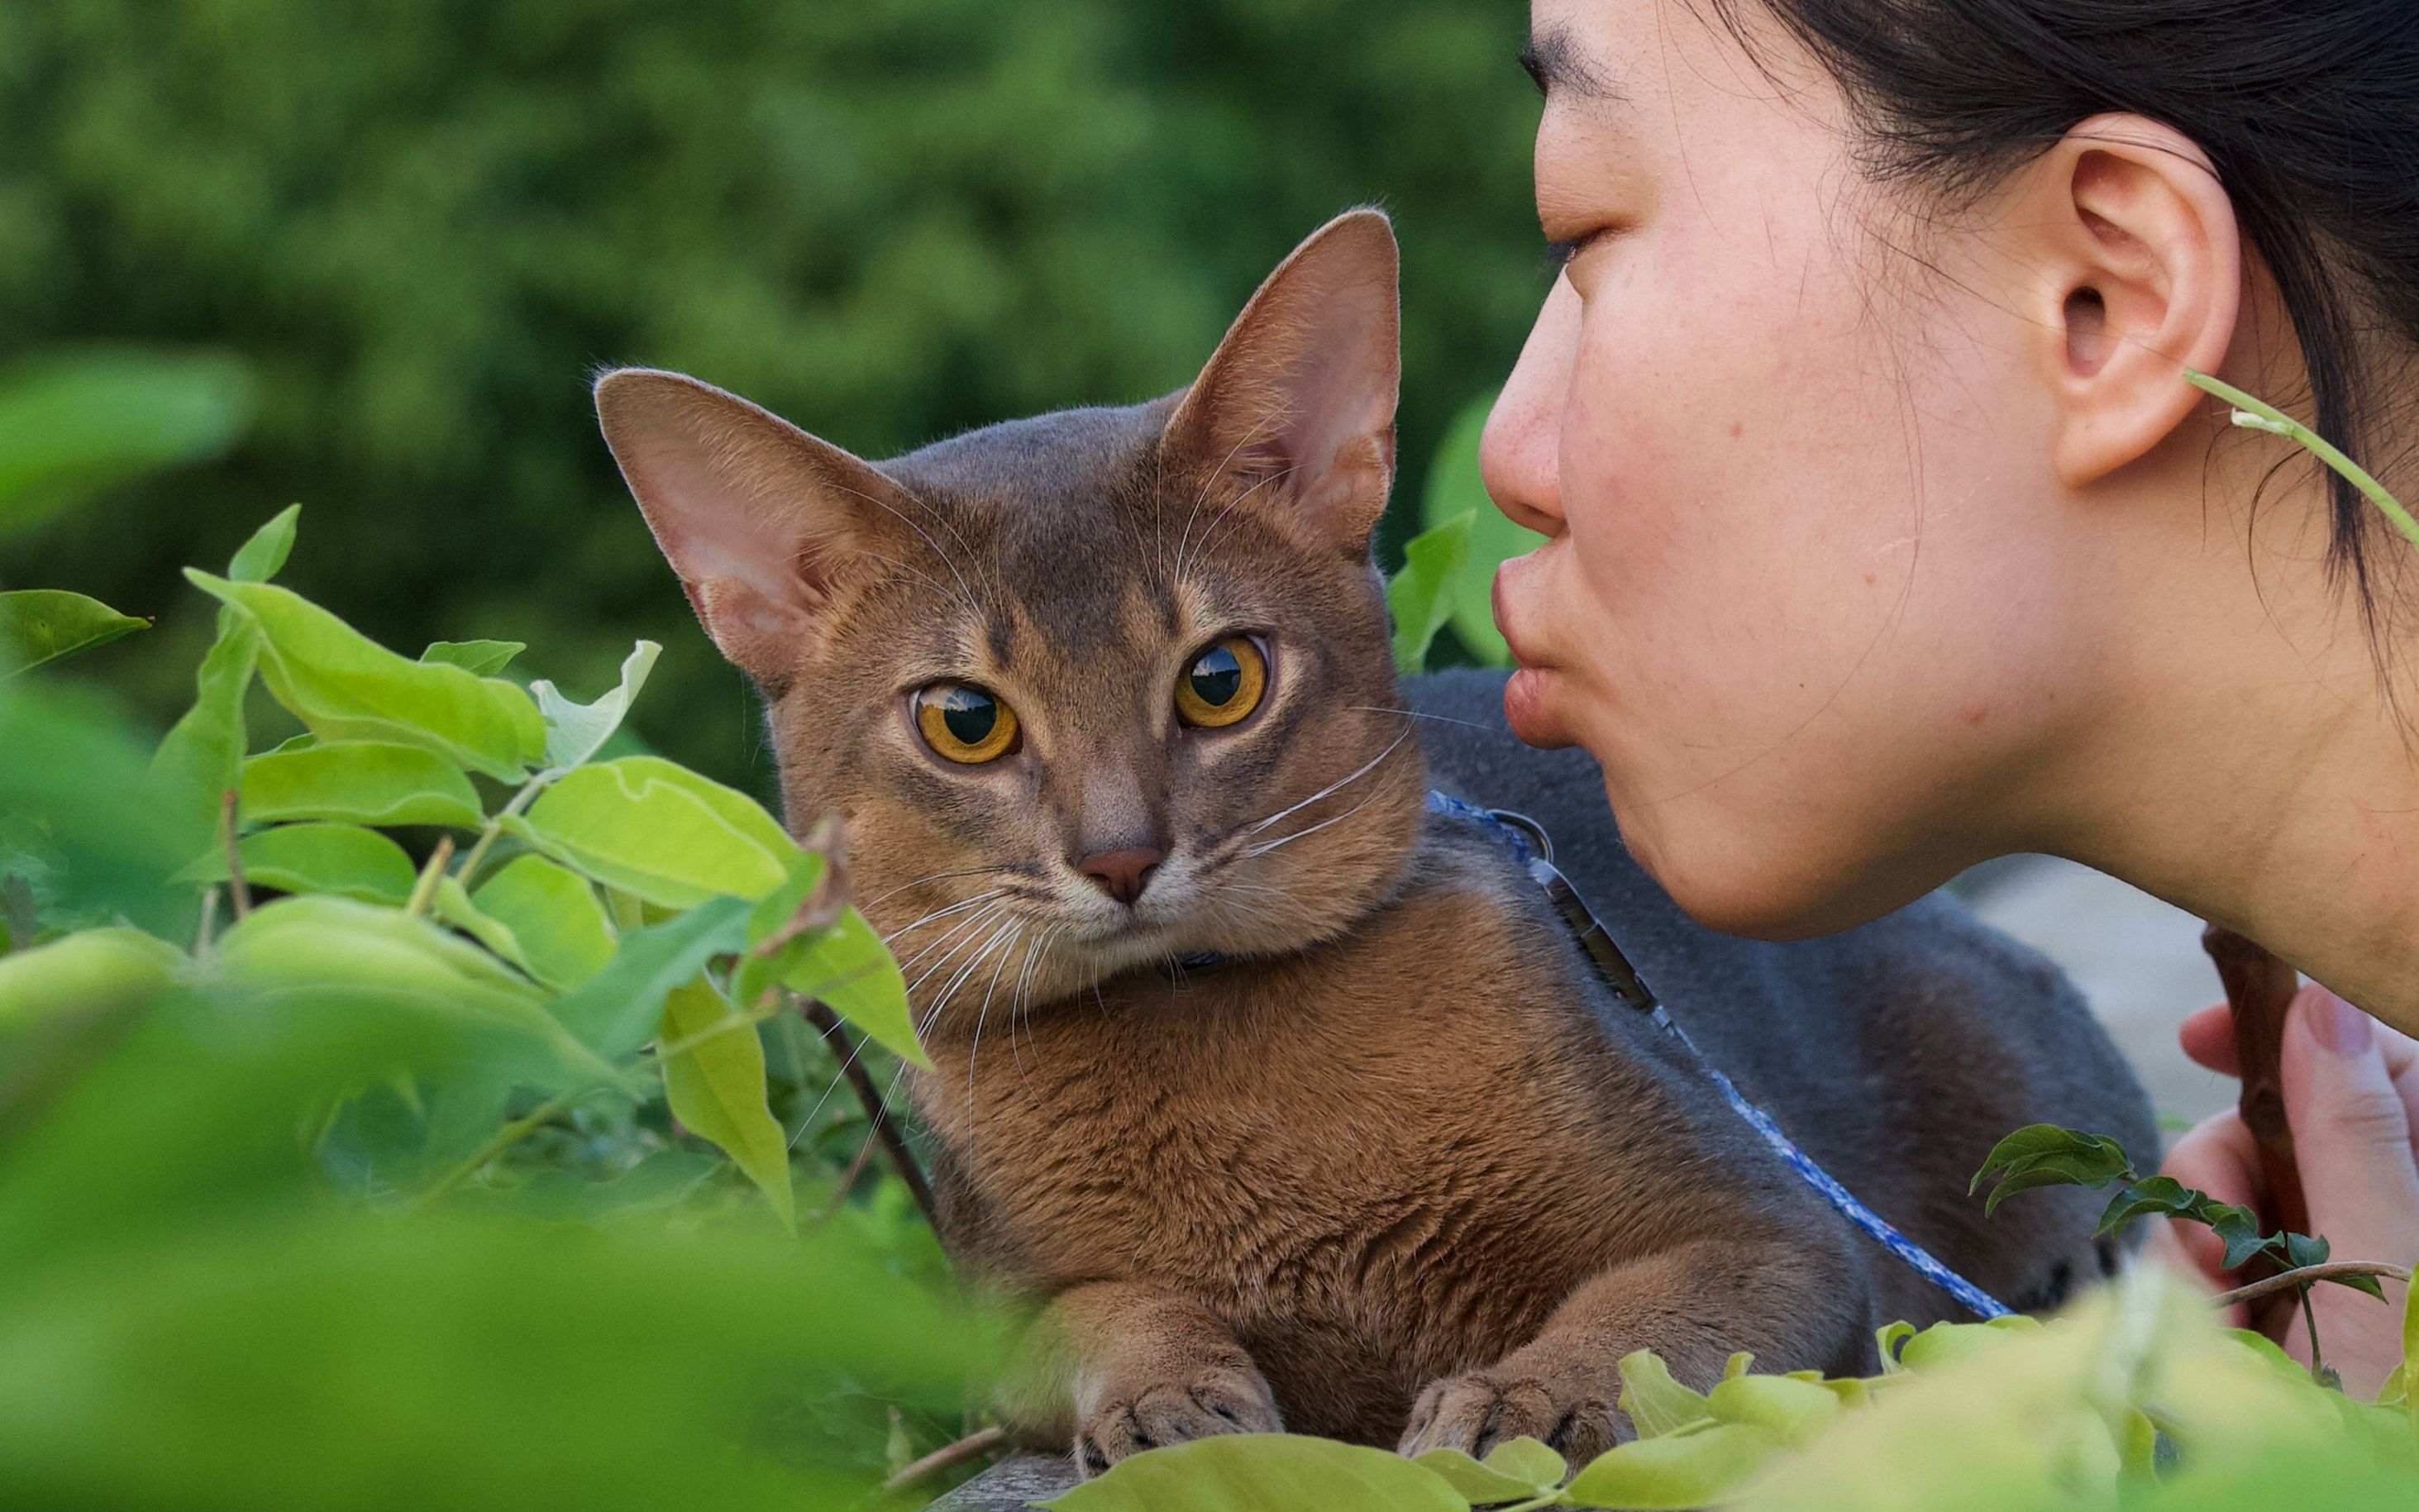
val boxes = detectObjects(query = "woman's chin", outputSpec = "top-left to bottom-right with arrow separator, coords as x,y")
1502,665 -> 1576,749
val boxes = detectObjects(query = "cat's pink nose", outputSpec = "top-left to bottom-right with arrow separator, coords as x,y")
1077,847 -> 1163,905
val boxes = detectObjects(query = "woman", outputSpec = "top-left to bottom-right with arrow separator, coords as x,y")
1481,0 -> 2419,1391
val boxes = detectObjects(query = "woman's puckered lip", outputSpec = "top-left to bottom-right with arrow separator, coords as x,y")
1490,551 -> 1548,671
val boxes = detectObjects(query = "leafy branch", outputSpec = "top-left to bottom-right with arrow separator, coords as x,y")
1973,1124 -> 2404,1385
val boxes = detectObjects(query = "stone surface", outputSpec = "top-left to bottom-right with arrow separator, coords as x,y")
929,1452 -> 1077,1511
1962,854 -> 2235,1133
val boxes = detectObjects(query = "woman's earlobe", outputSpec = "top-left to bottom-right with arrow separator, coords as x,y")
2031,115 -> 2244,489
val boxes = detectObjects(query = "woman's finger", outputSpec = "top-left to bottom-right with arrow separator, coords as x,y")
2177,1003 -> 2240,1076
2271,987 -> 2419,1395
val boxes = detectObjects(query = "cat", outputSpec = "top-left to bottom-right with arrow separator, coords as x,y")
593,209 -> 2157,1473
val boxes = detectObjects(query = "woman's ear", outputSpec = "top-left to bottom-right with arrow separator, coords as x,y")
2003,114 -> 2244,488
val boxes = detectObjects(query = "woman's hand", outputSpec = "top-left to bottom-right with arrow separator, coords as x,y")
2157,985 -> 2419,1395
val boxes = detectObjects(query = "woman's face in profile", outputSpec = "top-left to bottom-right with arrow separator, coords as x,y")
1485,0 -> 2095,937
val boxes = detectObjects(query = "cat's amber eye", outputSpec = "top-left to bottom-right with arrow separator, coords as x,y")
1175,636 -> 1267,728
915,683 -> 1020,764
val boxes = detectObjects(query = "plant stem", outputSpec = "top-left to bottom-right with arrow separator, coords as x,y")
452,771 -> 551,887
878,1425 -> 1008,1493
2183,368 -> 2419,550
220,788 -> 250,919
803,998 -> 940,1233
403,834 -> 455,918
408,1091 -> 575,1213
2207,1260 -> 2411,1310
2299,1285 -> 2331,1386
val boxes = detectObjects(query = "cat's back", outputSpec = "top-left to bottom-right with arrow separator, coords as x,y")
1406,669 -> 2157,1309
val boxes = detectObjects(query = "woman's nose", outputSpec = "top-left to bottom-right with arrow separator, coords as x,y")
1480,274 -> 1581,538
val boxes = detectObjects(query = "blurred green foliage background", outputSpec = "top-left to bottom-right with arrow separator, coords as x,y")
0,0 -> 1544,789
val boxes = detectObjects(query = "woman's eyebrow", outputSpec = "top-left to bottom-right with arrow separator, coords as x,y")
1518,24 -> 1623,103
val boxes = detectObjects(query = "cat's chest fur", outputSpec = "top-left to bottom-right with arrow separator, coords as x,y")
913,832 -> 1725,1438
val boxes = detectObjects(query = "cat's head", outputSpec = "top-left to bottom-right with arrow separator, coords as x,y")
595,210 -> 1424,1028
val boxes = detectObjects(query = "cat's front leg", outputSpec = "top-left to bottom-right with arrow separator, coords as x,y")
1398,1233 -> 1866,1463
1000,1279 -> 1283,1476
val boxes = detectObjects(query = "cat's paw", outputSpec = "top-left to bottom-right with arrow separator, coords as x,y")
1398,1363 -> 1625,1464
1073,1359 -> 1282,1476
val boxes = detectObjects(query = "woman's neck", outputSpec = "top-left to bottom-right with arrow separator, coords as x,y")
2048,451 -> 2419,1035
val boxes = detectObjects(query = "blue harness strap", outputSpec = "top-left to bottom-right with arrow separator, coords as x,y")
1426,789 -> 2014,1321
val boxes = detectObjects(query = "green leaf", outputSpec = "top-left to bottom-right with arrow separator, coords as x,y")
1419,389 -> 1540,669
0,927 -> 183,1028
466,856 -> 616,993
1387,511 -> 1474,675
227,504 -> 301,584
2324,1271 -> 2390,1303
530,640 -> 661,773
659,977 -> 794,1229
1617,1349 -> 1714,1438
0,349 -> 251,539
2378,1280 -> 2419,1414
0,591 -> 149,679
736,850 -> 927,1070
179,823 -> 418,906
241,742 -> 484,830
1706,1372 -> 1841,1448
432,877 -> 540,980
1481,1437 -> 1567,1491
1874,1321 -> 1916,1373
1044,1434 -> 1470,1512
508,756 -> 795,910
2211,1207 -> 2281,1271
186,572 -> 545,781
210,895 -> 621,1092
2096,1176 -> 2198,1238
1895,1315 -> 2043,1372
547,894 -> 751,1058
150,615 -> 260,834
1410,1448 -> 1548,1505
2282,1231 -> 2333,1272
418,640 -> 525,676
1969,1124 -> 2136,1214
1563,1422 -> 1782,1509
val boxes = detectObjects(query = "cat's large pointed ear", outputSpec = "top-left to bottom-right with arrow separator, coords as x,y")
1161,209 -> 1400,558
594,368 -> 909,686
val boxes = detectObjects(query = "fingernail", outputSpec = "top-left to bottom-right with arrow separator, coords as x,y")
2306,988 -> 2375,1056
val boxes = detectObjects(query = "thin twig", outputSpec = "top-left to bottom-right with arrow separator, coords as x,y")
408,1091 -> 575,1213
802,997 -> 940,1233
814,1133 -> 879,1221
404,835 -> 456,918
878,1425 -> 1007,1493
2209,1260 -> 2412,1310
221,789 -> 250,919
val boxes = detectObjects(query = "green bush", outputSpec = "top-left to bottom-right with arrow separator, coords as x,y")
0,0 -> 1543,785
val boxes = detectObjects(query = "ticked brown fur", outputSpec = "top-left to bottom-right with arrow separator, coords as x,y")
595,211 -> 2156,1471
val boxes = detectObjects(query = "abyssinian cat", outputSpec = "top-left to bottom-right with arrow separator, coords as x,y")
594,211 -> 2156,1471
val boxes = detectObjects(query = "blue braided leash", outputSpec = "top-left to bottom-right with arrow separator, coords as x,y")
1424,790 -> 2014,1321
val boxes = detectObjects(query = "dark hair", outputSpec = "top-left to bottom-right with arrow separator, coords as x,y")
1715,0 -> 2419,626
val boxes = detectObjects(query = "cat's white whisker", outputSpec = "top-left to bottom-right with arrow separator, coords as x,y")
1186,463 -> 1297,572
881,889 -> 1007,945
1236,728 -> 1412,840
934,917 -> 1019,1015
1243,789 -> 1381,859
862,865 -> 1022,910
1345,704 -> 1496,732
1170,417 -> 1276,585
900,901 -> 1008,988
